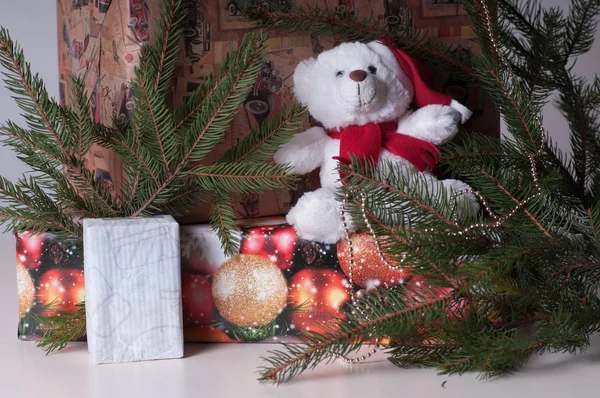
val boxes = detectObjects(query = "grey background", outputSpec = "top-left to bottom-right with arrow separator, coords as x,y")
0,0 -> 58,216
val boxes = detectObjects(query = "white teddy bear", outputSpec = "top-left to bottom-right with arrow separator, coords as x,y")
274,39 -> 479,244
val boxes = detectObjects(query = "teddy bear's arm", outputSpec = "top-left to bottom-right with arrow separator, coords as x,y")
273,126 -> 330,174
396,105 -> 461,145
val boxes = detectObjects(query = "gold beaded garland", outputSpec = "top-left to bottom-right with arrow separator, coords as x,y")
212,254 -> 288,327
334,0 -> 549,366
338,191 -> 381,363
337,232 -> 412,289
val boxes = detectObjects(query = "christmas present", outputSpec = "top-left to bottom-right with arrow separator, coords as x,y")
181,218 -> 347,341
56,0 -> 317,223
180,217 -> 414,342
16,231 -> 85,340
56,0 -> 498,224
83,216 -> 183,363
16,218 -> 413,342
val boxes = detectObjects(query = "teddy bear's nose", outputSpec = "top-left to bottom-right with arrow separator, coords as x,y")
349,70 -> 367,82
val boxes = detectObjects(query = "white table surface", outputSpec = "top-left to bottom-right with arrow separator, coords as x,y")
1,234 -> 600,398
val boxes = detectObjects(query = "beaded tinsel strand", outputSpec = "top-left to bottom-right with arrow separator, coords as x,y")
449,0 -> 547,233
335,0 -> 549,365
335,192 -> 379,364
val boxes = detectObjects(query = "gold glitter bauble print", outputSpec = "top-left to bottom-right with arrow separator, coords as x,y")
337,232 -> 413,289
212,254 -> 288,327
16,262 -> 35,318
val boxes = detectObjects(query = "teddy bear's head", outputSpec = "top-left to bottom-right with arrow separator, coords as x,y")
293,41 -> 415,130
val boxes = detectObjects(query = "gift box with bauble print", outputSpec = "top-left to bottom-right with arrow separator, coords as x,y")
180,217 -> 415,342
16,232 -> 85,340
16,217 -> 422,342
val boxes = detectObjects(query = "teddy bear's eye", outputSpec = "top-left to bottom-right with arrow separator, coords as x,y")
336,71 -> 344,78
368,66 -> 377,75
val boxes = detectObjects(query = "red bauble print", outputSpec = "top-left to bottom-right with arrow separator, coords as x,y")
181,272 -> 214,327
184,326 -> 234,343
16,232 -> 44,270
288,268 -> 350,334
240,225 -> 298,270
37,269 -> 85,315
337,233 -> 413,289
240,227 -> 267,256
270,226 -> 297,270
404,276 -> 467,319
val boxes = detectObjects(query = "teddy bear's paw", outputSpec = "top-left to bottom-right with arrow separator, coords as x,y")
398,105 -> 461,145
286,188 -> 351,244
430,106 -> 460,140
442,179 -> 480,218
273,127 -> 329,174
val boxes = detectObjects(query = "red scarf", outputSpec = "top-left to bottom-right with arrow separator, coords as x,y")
328,122 -> 440,178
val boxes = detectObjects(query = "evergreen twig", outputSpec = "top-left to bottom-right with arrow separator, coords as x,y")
253,0 -> 600,382
0,0 -> 304,352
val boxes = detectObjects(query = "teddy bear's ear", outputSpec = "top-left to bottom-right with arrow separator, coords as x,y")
293,57 -> 316,106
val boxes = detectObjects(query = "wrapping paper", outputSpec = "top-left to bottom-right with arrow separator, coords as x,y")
15,231 -> 85,340
180,217 -> 353,342
56,0 -> 499,223
83,216 -> 183,363
17,217 -> 366,343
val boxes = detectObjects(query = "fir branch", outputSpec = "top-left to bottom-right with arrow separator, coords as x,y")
96,127 -> 161,186
464,1 -> 547,152
342,185 -> 472,286
191,162 -> 294,194
256,0 -> 600,383
130,32 -> 268,217
0,209 -> 53,234
0,28 -> 68,158
498,0 -> 543,39
342,165 -> 457,227
563,0 -> 600,59
244,3 -> 476,78
558,75 -> 600,202
172,70 -> 228,132
365,209 -> 459,288
525,26 -> 554,100
478,168 -> 552,238
481,65 -> 536,148
463,245 -> 558,285
588,205 -> 600,244
151,0 -> 186,96
31,302 -> 87,355
65,164 -> 117,217
178,34 -> 266,162
2,119 -> 112,219
0,175 -> 41,209
260,291 -> 452,384
219,103 -> 306,163
209,192 -> 240,256
157,184 -> 201,214
0,121 -> 63,165
498,0 -> 600,201
448,152 -> 503,161
132,51 -> 177,170
66,77 -> 94,157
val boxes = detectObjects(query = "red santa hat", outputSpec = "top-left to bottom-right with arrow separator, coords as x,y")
375,38 -> 472,123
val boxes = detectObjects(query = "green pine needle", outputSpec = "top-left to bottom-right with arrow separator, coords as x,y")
30,301 -> 87,355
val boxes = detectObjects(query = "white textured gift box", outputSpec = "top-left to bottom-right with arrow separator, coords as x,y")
83,216 -> 184,363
